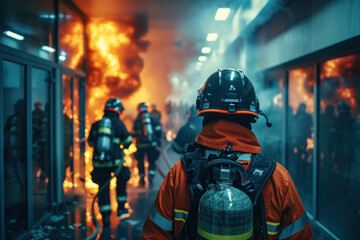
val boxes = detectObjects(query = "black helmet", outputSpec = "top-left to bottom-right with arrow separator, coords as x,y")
137,102 -> 148,112
196,68 -> 259,118
104,98 -> 124,114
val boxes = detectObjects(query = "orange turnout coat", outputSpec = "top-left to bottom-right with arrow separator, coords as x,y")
141,120 -> 313,240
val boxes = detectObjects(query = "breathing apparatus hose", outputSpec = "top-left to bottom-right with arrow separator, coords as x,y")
85,162 -> 124,240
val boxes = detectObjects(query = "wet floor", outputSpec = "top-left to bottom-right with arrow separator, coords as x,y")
26,143 -> 180,240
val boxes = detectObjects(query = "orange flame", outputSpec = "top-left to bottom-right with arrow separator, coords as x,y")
84,19 -> 150,193
60,21 -> 85,70
320,54 -> 358,112
289,68 -> 315,113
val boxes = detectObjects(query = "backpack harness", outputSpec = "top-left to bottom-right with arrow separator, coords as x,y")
179,142 -> 276,240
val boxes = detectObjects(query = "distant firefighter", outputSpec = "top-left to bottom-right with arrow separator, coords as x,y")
320,104 -> 337,168
150,102 -> 161,121
333,101 -> 356,175
171,105 -> 203,154
133,102 -> 162,186
4,99 -> 26,183
88,98 -> 133,227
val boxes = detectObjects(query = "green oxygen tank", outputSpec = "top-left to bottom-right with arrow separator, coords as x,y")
197,184 -> 253,240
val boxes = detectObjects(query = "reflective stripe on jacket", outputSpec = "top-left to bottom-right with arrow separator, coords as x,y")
141,120 -> 313,240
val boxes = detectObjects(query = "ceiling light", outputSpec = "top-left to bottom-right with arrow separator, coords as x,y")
39,14 -> 56,19
3,31 -> 24,40
59,55 -> 66,61
201,47 -> 211,54
198,56 -> 207,62
196,62 -> 203,67
196,65 -> 202,71
215,8 -> 231,21
41,45 -> 55,53
206,33 -> 218,42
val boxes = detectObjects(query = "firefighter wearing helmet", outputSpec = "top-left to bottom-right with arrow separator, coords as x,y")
171,105 -> 203,154
88,98 -> 133,227
141,69 -> 313,239
133,102 -> 162,186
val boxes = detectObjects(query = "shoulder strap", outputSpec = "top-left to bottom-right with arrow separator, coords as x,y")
247,154 -> 276,240
179,145 -> 207,240
247,154 -> 276,203
180,145 -> 206,197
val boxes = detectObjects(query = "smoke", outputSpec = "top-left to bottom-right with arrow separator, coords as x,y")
166,0 -> 290,107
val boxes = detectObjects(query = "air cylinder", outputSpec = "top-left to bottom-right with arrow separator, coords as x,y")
198,185 -> 253,240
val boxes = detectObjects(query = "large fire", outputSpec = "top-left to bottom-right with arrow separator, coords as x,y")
62,16 -> 152,194
85,18 -> 149,192
59,20 -> 85,70
289,68 -> 315,113
320,54 -> 359,113
287,53 -> 360,155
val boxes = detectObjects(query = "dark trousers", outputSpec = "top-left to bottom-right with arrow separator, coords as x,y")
134,147 -> 160,181
91,166 -> 130,217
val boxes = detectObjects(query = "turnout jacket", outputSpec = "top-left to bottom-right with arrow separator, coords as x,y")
141,120 -> 313,240
133,112 -> 162,148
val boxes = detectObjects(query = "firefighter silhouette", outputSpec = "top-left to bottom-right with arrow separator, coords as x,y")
133,102 -> 162,186
88,98 -> 133,227
149,102 -> 161,122
32,102 -> 46,180
4,99 -> 26,186
291,103 -> 313,189
165,101 -> 174,129
320,104 -> 337,169
333,101 -> 356,176
171,105 -> 203,154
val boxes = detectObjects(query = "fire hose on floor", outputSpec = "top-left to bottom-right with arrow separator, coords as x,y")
85,161 -> 124,240
86,146 -> 171,239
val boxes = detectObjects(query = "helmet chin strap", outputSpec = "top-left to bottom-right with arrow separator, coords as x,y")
259,110 -> 272,127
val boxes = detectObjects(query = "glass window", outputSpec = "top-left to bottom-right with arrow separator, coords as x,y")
253,70 -> 285,163
0,0 -> 55,61
59,2 -> 85,70
319,53 -> 360,239
2,60 -> 27,239
62,75 -> 74,192
31,68 -> 51,223
73,77 -> 82,187
287,66 -> 315,214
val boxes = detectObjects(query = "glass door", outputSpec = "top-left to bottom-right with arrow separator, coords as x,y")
31,67 -> 51,223
62,75 -> 74,191
62,74 -> 85,192
2,60 -> 28,239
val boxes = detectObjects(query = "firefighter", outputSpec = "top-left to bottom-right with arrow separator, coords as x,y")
333,101 -> 356,176
4,99 -> 26,182
171,105 -> 203,154
133,102 -> 162,186
150,102 -> 161,122
88,98 -> 133,227
32,102 -> 46,179
141,69 -> 313,239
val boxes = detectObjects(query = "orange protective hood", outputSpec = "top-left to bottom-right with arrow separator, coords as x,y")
195,119 -> 261,154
